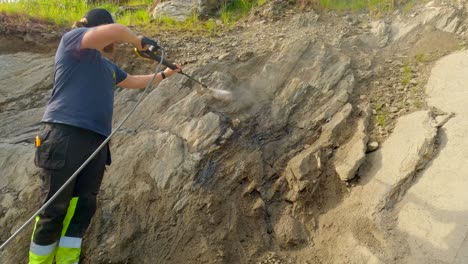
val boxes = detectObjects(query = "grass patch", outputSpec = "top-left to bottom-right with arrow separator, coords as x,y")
221,0 -> 266,25
414,53 -> 430,63
0,0 -> 87,25
401,64 -> 413,85
373,102 -> 387,126
0,0 -> 421,30
376,113 -> 387,126
402,0 -> 418,13
205,19 -> 218,33
0,0 -> 153,26
151,12 -> 222,34
117,9 -> 151,26
299,0 -> 414,14
412,99 -> 423,108
372,101 -> 387,126
373,102 -> 384,111
318,0 -> 368,11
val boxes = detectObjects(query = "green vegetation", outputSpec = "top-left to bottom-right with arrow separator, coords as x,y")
300,0 -> 415,13
319,0 -> 372,11
373,102 -> 384,111
376,113 -> 386,126
150,12 -> 221,34
402,0 -> 418,13
0,0 -> 420,30
412,98 -> 423,108
372,102 -> 386,126
414,53 -> 427,63
401,64 -> 413,85
221,0 -> 267,26
0,0 -> 152,26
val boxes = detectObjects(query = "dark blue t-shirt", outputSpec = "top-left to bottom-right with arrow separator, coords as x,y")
42,27 -> 127,137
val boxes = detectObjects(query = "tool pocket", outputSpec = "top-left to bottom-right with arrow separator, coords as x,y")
34,130 -> 70,170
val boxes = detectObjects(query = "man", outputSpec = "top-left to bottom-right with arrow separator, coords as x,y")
30,8 -> 181,263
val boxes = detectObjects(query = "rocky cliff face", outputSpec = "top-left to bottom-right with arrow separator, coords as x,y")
89,20 -> 357,262
1,1 -> 468,263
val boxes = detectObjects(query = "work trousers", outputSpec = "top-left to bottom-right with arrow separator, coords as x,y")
29,123 -> 110,264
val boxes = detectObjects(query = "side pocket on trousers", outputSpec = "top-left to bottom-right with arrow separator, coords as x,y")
34,135 -> 70,170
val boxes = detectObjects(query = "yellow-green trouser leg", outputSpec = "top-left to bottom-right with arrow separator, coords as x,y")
29,242 -> 57,264
29,216 -> 57,264
56,197 -> 81,264
29,243 -> 57,264
56,242 -> 81,264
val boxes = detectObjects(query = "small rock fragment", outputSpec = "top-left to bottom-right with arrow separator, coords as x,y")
367,141 -> 379,152
389,106 -> 399,113
218,52 -> 230,60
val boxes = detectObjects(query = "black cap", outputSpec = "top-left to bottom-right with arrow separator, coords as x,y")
84,8 -> 115,27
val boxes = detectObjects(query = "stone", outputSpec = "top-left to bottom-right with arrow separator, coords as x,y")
152,0 -> 194,21
389,106 -> 399,113
334,104 -> 372,181
334,120 -> 368,181
23,33 -> 34,43
282,147 -> 322,200
367,141 -> 379,152
151,0 -> 230,20
218,52 -> 230,60
231,118 -> 241,128
179,112 -> 222,152
432,113 -> 454,128
370,20 -> 389,47
274,215 -> 308,248
238,51 -> 254,62
363,111 -> 437,214
390,5 -> 462,43
318,103 -> 353,145
271,78 -> 310,127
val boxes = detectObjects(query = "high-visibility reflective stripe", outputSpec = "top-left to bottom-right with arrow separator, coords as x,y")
58,236 -> 82,248
31,215 -> 40,240
30,241 -> 57,256
61,197 -> 79,237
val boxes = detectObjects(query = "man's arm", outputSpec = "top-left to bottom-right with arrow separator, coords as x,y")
80,23 -> 142,50
118,66 -> 182,89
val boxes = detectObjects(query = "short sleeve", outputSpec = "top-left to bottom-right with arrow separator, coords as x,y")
62,28 -> 89,53
113,63 -> 128,84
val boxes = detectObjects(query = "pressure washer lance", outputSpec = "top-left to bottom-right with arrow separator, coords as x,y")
0,37 -> 166,251
134,44 -> 207,88
135,38 -> 232,100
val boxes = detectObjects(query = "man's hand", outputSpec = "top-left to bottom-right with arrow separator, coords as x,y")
135,36 -> 149,51
163,64 -> 182,79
